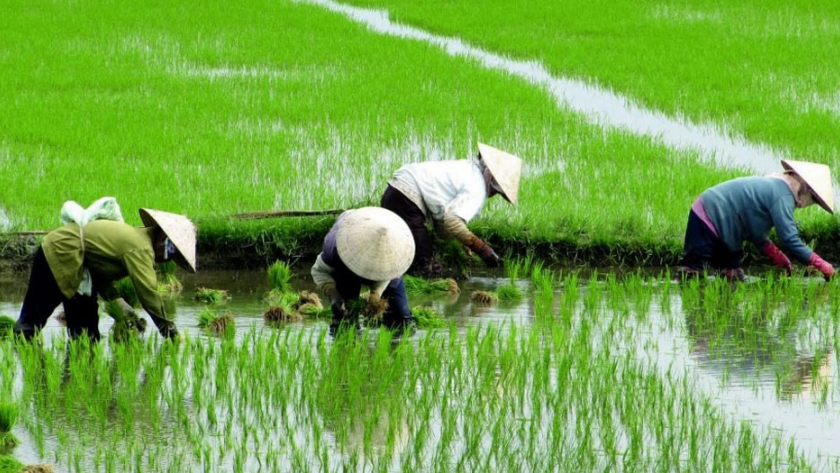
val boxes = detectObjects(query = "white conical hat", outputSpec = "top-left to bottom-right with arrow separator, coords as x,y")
478,142 -> 523,206
781,160 -> 834,214
139,208 -> 197,272
336,207 -> 415,281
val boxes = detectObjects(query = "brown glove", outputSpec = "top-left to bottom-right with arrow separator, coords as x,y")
466,236 -> 501,267
321,281 -> 343,305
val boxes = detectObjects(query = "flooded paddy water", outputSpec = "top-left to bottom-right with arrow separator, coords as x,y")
2,266 -> 840,471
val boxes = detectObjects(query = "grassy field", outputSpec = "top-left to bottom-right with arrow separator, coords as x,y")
3,0 -> 837,268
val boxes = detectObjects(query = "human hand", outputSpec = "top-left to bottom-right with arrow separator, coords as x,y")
476,244 -> 501,267
364,293 -> 388,318
808,253 -> 835,281
761,242 -> 792,275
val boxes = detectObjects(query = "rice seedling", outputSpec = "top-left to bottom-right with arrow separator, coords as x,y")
194,287 -> 230,304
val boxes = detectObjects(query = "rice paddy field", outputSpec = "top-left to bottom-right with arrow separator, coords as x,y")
3,0 -> 840,471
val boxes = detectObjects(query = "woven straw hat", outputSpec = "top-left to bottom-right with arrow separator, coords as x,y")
781,160 -> 834,214
336,207 -> 415,281
139,208 -> 197,272
478,142 -> 523,206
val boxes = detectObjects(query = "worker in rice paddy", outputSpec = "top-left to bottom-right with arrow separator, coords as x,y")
380,142 -> 522,278
13,209 -> 196,341
676,159 -> 835,282
311,206 -> 416,337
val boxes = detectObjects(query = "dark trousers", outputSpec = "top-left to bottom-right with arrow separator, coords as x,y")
330,273 -> 414,330
380,185 -> 434,274
678,210 -> 743,271
14,247 -> 101,341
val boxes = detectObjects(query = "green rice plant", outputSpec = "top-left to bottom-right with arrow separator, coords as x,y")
413,306 -> 446,329
194,287 -> 230,304
156,261 -> 183,293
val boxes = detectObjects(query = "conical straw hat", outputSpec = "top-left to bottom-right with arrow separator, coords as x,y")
139,208 -> 197,272
478,142 -> 523,206
781,160 -> 834,214
336,207 -> 415,281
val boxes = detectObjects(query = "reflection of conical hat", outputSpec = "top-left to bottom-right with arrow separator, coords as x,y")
781,159 -> 834,214
336,207 -> 415,281
139,209 -> 197,273
478,143 -> 523,206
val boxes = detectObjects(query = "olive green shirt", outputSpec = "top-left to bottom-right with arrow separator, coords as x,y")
42,220 -> 173,322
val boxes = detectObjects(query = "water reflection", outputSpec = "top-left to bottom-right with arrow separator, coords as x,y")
680,280 -> 834,400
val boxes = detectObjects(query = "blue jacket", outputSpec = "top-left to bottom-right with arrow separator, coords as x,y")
700,176 -> 812,263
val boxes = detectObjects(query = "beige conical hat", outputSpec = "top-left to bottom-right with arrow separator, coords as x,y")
336,207 -> 415,281
781,160 -> 834,214
478,142 -> 523,206
139,209 -> 197,272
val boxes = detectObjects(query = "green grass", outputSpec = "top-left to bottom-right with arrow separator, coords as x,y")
4,0 -> 834,267
342,0 -> 840,168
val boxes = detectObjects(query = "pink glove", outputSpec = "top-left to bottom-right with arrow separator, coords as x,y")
809,253 -> 835,281
761,242 -> 792,274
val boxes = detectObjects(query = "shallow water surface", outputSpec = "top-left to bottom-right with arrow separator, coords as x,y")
2,268 -> 840,470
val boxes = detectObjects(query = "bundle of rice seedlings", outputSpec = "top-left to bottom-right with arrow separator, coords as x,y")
471,290 -> 498,305
195,287 -> 230,304
0,402 -> 19,451
198,308 -> 234,336
0,456 -> 24,471
156,261 -> 183,293
263,305 -> 302,324
21,463 -> 55,473
291,290 -> 323,310
298,304 -> 331,319
0,315 -> 15,338
113,277 -> 140,308
267,260 -> 294,294
496,283 -> 523,303
413,306 -> 446,329
363,297 -> 389,319
403,275 -> 460,295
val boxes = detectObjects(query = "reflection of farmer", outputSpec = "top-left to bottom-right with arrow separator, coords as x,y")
683,286 -> 833,401
677,160 -> 835,281
14,209 -> 196,341
311,207 -> 416,337
380,142 -> 522,277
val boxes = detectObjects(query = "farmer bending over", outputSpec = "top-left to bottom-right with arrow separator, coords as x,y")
311,207 -> 416,337
14,208 -> 197,341
380,142 -> 522,277
676,160 -> 835,282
